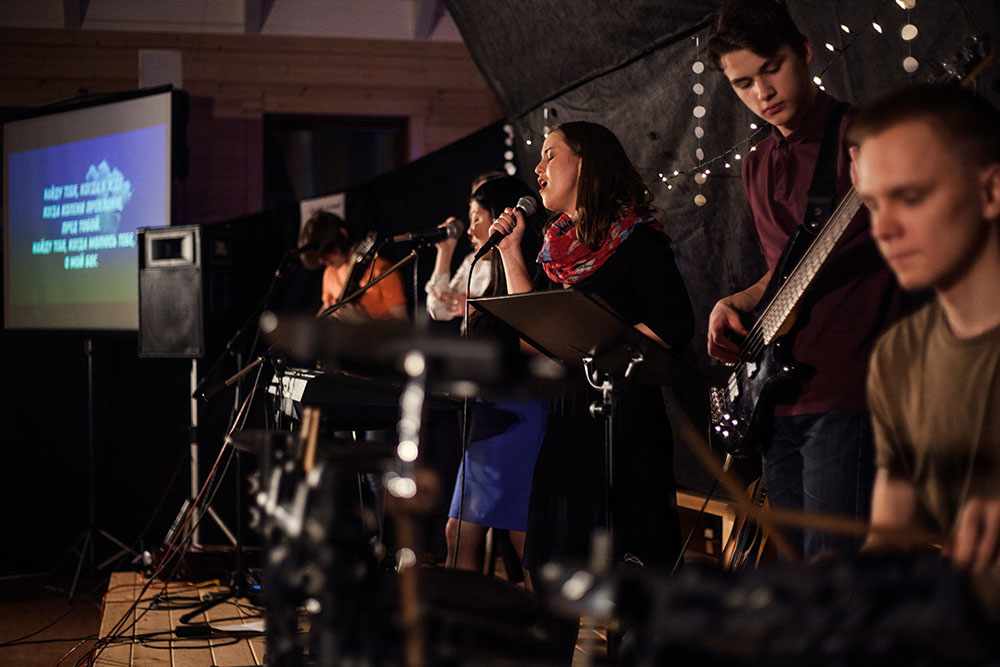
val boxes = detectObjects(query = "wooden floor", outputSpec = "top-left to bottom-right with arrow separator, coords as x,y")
86,572 -> 611,666
0,494 -> 724,666
0,574 -> 103,667
93,572 -> 266,666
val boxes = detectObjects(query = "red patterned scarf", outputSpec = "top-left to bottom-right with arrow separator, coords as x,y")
538,207 -> 666,285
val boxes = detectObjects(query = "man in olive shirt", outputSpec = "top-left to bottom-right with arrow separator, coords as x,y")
852,84 -> 1000,617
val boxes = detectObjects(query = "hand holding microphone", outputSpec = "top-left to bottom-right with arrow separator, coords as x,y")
432,217 -> 462,252
474,196 -> 537,261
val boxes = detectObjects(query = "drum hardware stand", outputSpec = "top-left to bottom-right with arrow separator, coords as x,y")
383,350 -> 430,667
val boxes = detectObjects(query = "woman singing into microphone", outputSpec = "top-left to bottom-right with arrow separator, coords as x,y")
426,175 -> 548,583
489,121 -> 695,584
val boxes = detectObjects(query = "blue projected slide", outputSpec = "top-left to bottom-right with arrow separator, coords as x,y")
3,89 -> 173,331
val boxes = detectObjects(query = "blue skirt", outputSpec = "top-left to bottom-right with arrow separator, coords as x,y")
448,399 -> 547,531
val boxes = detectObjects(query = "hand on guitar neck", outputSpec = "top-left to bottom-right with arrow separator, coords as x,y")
707,270 -> 771,363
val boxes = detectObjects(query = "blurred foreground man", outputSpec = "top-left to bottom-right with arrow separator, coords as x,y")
852,84 -> 1000,618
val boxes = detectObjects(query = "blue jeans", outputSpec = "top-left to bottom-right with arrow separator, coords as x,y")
761,411 -> 875,559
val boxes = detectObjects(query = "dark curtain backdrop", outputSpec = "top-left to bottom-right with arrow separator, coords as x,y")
344,120 -> 509,301
271,121 -> 511,317
446,0 -> 999,360
445,0 -> 1000,490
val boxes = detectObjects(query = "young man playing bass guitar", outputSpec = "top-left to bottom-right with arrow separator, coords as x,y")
705,0 -> 904,559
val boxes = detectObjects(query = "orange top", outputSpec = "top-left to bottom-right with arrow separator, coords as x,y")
322,255 -> 407,319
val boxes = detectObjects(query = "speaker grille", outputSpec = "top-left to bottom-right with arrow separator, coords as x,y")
139,266 -> 204,357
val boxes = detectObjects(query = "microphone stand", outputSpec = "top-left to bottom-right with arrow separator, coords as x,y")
194,250 -> 302,401
175,250 -> 302,638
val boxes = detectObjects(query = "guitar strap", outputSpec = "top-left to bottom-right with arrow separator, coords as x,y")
803,101 -> 850,233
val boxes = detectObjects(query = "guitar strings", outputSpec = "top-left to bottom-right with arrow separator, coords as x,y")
730,188 -> 862,374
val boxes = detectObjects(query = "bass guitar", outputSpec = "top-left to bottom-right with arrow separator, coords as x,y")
710,34 -> 993,457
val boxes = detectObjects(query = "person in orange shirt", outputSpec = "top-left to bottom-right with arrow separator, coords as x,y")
299,210 -> 408,321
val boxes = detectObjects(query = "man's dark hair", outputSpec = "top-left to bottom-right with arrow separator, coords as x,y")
706,0 -> 808,71
297,210 -> 350,270
848,84 -> 1000,168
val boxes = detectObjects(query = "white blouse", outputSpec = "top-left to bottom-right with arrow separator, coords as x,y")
425,252 -> 493,321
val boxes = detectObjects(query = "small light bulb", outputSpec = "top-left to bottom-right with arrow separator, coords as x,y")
872,21 -> 883,34
841,24 -> 851,34
724,162 -> 731,169
734,153 -> 742,160
526,139 -> 532,145
813,75 -> 823,86
749,122 -> 758,130
825,42 -> 836,52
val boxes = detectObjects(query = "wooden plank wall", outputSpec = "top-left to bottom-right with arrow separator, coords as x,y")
0,28 -> 503,224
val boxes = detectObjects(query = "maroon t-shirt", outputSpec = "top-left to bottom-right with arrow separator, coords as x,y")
743,91 -> 903,415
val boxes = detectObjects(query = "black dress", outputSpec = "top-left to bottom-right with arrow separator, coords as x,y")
522,224 -> 695,571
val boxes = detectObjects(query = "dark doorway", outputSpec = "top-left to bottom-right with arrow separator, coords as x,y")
263,114 -> 408,208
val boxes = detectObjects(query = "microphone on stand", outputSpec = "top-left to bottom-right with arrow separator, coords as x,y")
391,218 -> 464,244
289,241 -> 318,256
473,196 -> 537,261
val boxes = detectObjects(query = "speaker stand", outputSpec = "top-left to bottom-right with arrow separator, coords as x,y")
180,359 -> 237,548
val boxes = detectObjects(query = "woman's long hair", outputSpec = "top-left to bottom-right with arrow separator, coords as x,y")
554,121 -> 653,251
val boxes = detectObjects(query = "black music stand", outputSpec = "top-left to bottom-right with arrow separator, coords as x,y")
470,290 -> 702,545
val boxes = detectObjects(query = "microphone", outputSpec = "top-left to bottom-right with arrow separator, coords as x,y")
288,241 -> 318,256
391,218 -> 464,244
473,196 -> 537,261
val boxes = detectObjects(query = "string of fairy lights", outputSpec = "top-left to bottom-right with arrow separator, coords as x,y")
662,0 -> 925,206
518,0 -> 933,206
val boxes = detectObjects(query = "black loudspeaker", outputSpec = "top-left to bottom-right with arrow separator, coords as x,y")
138,225 -> 204,357
138,217 -> 286,358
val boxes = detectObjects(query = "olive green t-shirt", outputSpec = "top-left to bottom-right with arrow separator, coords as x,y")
868,299 -> 1000,617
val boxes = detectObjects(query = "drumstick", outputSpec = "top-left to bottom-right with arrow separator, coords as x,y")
671,408 -> 945,557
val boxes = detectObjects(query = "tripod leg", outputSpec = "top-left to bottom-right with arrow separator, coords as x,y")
69,531 -> 92,603
96,531 -> 136,570
205,506 -> 238,546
